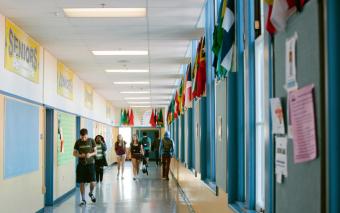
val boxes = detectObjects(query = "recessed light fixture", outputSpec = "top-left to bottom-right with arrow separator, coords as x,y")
124,97 -> 150,100
114,81 -> 149,85
130,105 -> 151,108
120,91 -> 150,94
106,69 -> 149,73
127,101 -> 151,104
63,8 -> 146,18
92,50 -> 148,56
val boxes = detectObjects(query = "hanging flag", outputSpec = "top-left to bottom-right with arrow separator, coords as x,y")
184,63 -> 193,109
192,40 -> 202,99
266,4 -> 277,34
270,0 -> 297,32
195,37 -> 206,98
123,109 -> 128,125
120,109 -> 124,125
155,108 -> 158,126
158,109 -> 164,127
179,79 -> 184,114
149,109 -> 156,127
220,0 -> 235,73
129,109 -> 134,126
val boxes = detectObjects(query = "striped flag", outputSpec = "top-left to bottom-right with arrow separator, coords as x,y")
220,0 -> 235,72
184,63 -> 193,109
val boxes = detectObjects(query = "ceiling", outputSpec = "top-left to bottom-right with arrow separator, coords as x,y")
0,0 -> 205,107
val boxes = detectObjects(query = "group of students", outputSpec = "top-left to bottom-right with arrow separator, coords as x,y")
73,128 -> 175,206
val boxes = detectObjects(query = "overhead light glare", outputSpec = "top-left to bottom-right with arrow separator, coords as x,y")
127,101 -> 151,104
106,69 -> 149,73
124,97 -> 150,100
63,8 -> 146,18
120,91 -> 150,94
114,81 -> 149,85
130,105 -> 151,108
92,50 -> 148,56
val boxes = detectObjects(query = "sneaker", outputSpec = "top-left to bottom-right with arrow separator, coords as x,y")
79,200 -> 86,206
89,193 -> 96,203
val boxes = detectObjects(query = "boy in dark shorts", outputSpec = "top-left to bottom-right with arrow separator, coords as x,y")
73,128 -> 97,206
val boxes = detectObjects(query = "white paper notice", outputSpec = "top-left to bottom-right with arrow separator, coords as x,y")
275,136 -> 288,177
285,33 -> 298,92
270,98 -> 285,134
289,84 -> 317,163
276,173 -> 283,184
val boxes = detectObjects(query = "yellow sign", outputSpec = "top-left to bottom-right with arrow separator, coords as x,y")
106,101 -> 112,118
57,62 -> 74,100
5,19 -> 40,83
84,84 -> 93,109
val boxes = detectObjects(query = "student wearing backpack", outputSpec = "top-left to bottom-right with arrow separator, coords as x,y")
140,132 -> 151,165
159,131 -> 175,180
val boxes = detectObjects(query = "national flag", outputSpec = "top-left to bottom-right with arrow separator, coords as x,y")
129,109 -> 134,126
158,109 -> 164,127
270,0 -> 297,32
194,37 -> 206,98
185,63 -> 193,109
155,108 -> 158,126
120,109 -> 124,125
174,91 -> 179,119
123,109 -> 128,125
220,0 -> 235,73
179,79 -> 184,114
192,40 -> 202,99
149,109 -> 156,127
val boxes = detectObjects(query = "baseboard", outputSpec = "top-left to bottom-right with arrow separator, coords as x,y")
53,187 -> 76,205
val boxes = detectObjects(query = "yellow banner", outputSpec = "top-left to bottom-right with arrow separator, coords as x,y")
84,84 -> 93,109
5,19 -> 40,83
106,101 -> 112,118
57,62 -> 74,100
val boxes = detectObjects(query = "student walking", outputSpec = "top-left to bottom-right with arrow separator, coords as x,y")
73,128 -> 97,206
140,132 -> 151,164
151,132 -> 161,166
159,131 -> 175,180
115,134 -> 127,179
95,135 -> 108,183
130,134 -> 144,180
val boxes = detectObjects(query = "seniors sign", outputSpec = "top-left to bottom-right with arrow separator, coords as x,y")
5,19 -> 40,83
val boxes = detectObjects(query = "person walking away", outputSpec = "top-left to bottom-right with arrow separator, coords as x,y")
151,132 -> 161,166
130,134 -> 144,180
115,134 -> 127,179
73,128 -> 97,206
140,132 -> 151,165
95,135 -> 108,183
159,131 -> 175,180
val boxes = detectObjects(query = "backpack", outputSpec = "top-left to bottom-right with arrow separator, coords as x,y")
162,138 -> 173,153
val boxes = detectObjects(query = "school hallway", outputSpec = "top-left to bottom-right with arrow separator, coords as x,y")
44,162 -> 192,213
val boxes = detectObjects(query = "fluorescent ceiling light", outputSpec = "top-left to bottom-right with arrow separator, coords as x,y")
120,91 -> 150,94
92,50 -> 148,56
114,81 -> 149,85
106,69 -> 149,73
130,105 -> 151,108
63,8 -> 146,18
127,101 -> 151,104
124,97 -> 150,100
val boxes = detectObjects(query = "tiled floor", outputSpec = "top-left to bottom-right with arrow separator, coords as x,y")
44,162 -> 192,213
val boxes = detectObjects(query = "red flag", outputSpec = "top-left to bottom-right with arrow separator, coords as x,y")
175,91 -> 180,116
195,38 -> 206,98
149,109 -> 156,127
129,109 -> 134,126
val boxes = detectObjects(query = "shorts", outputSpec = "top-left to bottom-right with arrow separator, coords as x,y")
76,163 -> 96,183
117,154 -> 126,161
131,153 -> 143,160
144,150 -> 150,158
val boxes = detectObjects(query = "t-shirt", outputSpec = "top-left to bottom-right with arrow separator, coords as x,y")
130,142 -> 142,154
74,138 -> 96,165
141,137 -> 151,151
96,143 -> 104,160
115,141 -> 126,155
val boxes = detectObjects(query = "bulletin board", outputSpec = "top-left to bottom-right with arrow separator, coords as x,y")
4,98 -> 40,179
57,111 -> 76,166
273,1 -> 325,212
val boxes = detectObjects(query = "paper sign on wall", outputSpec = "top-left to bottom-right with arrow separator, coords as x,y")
270,98 -> 285,134
289,84 -> 317,163
57,62 -> 74,100
285,33 -> 298,92
275,136 -> 288,177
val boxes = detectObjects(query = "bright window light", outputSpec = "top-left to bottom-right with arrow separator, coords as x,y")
63,8 -> 146,18
120,91 -> 150,94
114,81 -> 149,85
106,69 -> 149,73
92,50 -> 148,56
124,97 -> 150,100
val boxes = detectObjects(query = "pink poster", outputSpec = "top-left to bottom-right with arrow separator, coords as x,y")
289,84 -> 317,163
